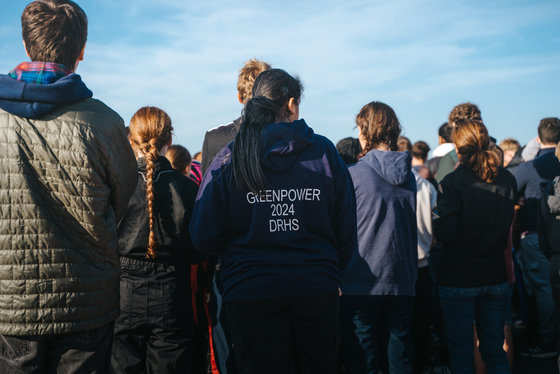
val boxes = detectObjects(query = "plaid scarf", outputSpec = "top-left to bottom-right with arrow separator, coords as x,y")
8,62 -> 72,85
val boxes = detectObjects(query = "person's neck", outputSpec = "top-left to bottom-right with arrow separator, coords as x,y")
541,144 -> 556,149
412,158 -> 424,167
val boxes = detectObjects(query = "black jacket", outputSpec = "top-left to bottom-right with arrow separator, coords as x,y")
200,117 -> 242,176
538,176 -> 560,260
434,165 -> 517,287
118,156 -> 203,264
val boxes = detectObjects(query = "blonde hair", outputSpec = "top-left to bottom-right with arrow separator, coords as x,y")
237,58 -> 272,103
499,138 -> 520,153
129,107 -> 173,259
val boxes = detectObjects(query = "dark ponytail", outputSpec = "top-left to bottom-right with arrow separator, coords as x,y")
232,69 -> 303,193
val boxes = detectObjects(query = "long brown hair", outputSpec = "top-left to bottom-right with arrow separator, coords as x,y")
453,119 -> 499,183
356,101 -> 401,158
129,107 -> 173,259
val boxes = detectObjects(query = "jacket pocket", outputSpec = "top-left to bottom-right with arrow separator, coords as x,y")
0,336 -> 31,361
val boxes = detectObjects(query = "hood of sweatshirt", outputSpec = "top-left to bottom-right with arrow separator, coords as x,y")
260,118 -> 314,173
361,149 -> 412,186
546,176 -> 560,215
0,73 -> 93,119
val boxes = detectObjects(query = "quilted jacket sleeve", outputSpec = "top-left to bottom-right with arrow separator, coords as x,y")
107,120 -> 138,223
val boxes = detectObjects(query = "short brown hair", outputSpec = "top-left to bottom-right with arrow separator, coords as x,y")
413,141 -> 431,161
356,101 -> 401,157
166,145 -> 192,175
22,0 -> 87,71
499,138 -> 520,153
448,102 -> 481,126
453,119 -> 500,183
397,136 -> 412,154
237,58 -> 272,104
538,117 -> 560,146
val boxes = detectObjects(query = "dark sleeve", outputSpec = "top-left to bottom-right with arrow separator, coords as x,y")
183,179 -> 207,264
538,193 -> 553,261
433,177 -> 462,244
330,146 -> 358,271
107,119 -> 138,223
189,157 -> 232,256
200,131 -> 211,177
513,163 -> 528,198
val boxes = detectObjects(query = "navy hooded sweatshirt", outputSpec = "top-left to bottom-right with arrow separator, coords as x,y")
0,73 -> 92,118
189,119 -> 358,303
341,149 -> 418,296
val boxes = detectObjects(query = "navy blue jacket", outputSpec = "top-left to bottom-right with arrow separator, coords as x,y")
514,148 -> 560,232
0,73 -> 92,118
341,150 -> 418,296
189,119 -> 358,302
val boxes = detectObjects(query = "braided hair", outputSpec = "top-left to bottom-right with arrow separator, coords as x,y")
128,106 -> 173,259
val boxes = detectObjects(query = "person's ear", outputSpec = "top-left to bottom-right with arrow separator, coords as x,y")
286,97 -> 300,122
537,136 -> 542,144
23,40 -> 30,58
237,91 -> 243,104
73,44 -> 86,72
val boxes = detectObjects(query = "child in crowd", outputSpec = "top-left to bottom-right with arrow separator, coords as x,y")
166,144 -> 217,373
112,107 -> 203,374
166,144 -> 203,185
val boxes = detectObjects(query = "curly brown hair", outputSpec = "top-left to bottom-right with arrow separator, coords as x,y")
129,107 -> 173,259
448,102 -> 481,125
356,102 -> 401,158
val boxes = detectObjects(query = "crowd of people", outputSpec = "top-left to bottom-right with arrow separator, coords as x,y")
1,1 -> 560,374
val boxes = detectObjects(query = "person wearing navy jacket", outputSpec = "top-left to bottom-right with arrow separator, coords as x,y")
340,101 -> 418,374
189,69 -> 357,374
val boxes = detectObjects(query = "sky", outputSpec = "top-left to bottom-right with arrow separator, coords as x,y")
1,0 -> 559,155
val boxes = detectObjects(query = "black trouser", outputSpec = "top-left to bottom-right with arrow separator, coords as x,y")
0,322 -> 114,374
111,257 -> 194,374
225,290 -> 340,374
550,255 -> 560,372
412,266 -> 432,374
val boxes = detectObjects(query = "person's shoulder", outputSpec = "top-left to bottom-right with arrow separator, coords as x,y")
60,98 -> 121,124
205,120 -> 238,139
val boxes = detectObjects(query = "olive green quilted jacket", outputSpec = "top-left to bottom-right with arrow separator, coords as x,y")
0,98 -> 137,335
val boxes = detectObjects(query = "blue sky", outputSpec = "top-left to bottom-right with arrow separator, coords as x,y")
1,0 -> 559,155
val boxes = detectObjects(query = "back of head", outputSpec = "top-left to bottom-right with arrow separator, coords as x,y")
166,145 -> 191,175
356,101 -> 401,158
438,122 -> 452,143
233,69 -> 304,193
129,106 -> 173,259
538,117 -> 560,146
397,136 -> 412,154
237,58 -> 272,104
413,141 -> 430,161
499,138 -> 520,153
453,119 -> 499,183
22,0 -> 88,71
448,102 -> 482,126
336,137 -> 362,165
